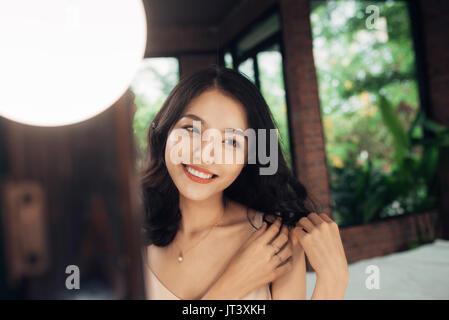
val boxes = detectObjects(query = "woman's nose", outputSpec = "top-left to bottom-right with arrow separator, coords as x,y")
202,140 -> 215,164
191,136 -> 202,164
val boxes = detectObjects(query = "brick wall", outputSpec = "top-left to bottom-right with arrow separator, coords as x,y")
303,210 -> 441,271
417,0 -> 449,126
417,0 -> 449,240
280,0 -> 332,216
340,210 -> 441,265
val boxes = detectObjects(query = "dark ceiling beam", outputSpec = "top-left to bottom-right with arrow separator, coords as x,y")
143,0 -> 279,57
217,0 -> 279,47
144,25 -> 219,57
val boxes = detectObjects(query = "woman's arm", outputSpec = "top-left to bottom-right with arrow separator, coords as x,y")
290,213 -> 349,300
270,239 -> 307,300
310,272 -> 348,300
270,237 -> 348,300
272,212 -> 350,300
198,271 -> 250,300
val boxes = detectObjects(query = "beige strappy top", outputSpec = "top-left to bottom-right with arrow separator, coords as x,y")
142,211 -> 272,300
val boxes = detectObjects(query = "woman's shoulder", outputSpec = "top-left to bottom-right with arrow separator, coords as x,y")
225,200 -> 263,229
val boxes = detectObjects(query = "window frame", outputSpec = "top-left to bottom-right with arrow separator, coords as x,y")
220,5 -> 297,176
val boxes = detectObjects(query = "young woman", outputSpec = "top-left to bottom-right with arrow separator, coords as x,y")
140,66 -> 349,300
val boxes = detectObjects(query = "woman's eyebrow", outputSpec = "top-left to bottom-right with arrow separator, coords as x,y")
181,114 -> 245,136
180,114 -> 204,123
224,128 -> 245,137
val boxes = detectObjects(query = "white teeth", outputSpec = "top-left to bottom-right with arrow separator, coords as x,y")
185,165 -> 214,179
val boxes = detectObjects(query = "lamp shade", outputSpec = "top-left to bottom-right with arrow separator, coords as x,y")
0,0 -> 147,127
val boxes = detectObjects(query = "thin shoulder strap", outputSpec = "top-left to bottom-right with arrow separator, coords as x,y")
248,209 -> 263,230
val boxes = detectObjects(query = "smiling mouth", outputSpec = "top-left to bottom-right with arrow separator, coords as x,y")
181,163 -> 218,184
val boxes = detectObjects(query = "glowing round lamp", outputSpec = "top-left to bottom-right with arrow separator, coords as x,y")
0,0 -> 147,127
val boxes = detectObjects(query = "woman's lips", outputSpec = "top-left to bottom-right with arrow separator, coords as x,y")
181,163 -> 218,184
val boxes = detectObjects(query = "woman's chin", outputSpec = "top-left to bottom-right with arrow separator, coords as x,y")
175,179 -> 221,201
178,190 -> 217,202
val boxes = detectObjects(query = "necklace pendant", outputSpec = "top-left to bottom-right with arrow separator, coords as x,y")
178,253 -> 183,262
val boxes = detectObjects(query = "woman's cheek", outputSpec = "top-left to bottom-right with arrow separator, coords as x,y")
164,134 -> 185,181
221,164 -> 245,186
165,129 -> 192,165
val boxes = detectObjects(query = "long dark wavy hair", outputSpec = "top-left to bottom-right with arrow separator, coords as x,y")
140,66 -> 321,247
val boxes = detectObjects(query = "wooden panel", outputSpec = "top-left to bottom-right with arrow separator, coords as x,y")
0,94 -> 145,299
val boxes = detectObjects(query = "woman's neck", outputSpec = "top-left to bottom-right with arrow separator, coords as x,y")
178,193 -> 227,240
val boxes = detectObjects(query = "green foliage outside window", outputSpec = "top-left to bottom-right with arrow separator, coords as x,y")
131,58 -> 179,170
310,0 -> 448,226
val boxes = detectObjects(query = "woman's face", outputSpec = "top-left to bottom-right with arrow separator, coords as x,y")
164,88 -> 249,201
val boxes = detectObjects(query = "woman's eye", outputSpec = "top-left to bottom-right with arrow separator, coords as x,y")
183,125 -> 200,134
224,139 -> 239,148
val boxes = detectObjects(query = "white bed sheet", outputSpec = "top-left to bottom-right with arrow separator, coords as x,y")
305,239 -> 449,299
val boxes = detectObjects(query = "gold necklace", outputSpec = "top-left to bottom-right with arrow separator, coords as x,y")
174,199 -> 227,263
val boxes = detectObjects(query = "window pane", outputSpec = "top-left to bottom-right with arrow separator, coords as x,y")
257,47 -> 293,169
131,57 -> 179,169
224,52 -> 233,69
238,58 -> 256,83
236,12 -> 280,60
310,0 -> 427,226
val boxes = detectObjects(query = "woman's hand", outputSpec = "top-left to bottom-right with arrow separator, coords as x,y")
290,212 -> 349,298
201,217 -> 293,299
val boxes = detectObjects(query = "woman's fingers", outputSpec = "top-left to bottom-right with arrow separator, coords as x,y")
268,225 -> 289,253
270,257 -> 293,281
307,212 -> 324,227
297,216 -> 315,233
263,214 -> 277,224
319,212 -> 333,223
271,241 -> 293,267
244,220 -> 267,247
291,224 -> 308,244
259,217 -> 282,244
319,213 -> 346,259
